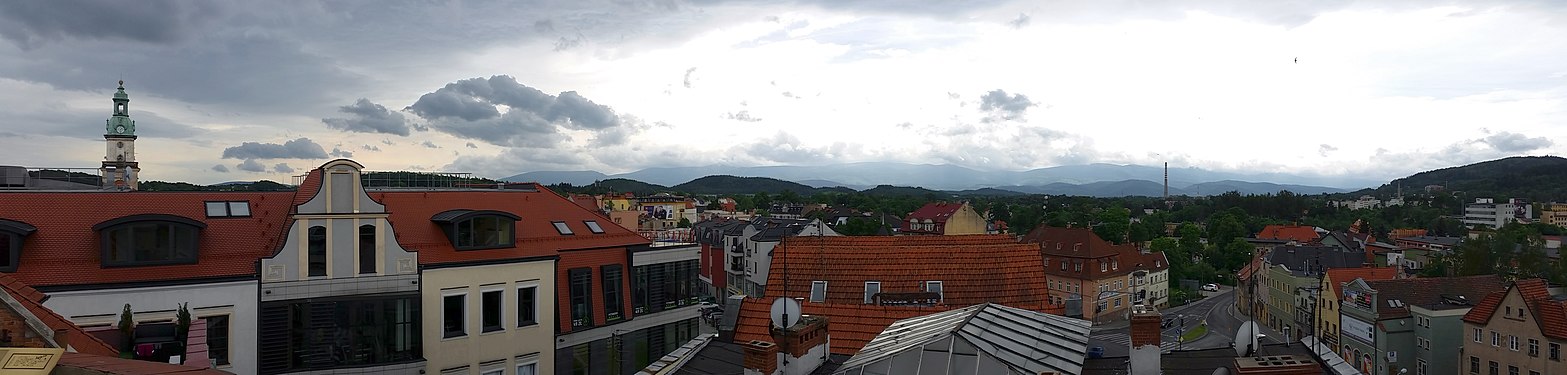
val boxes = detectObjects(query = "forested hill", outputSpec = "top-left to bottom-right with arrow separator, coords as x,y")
1372,156 -> 1567,201
671,175 -> 848,195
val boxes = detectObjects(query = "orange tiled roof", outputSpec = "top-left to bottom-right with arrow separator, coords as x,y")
1464,291 -> 1506,325
1022,226 -> 1150,280
732,298 -> 950,356
372,185 -> 649,265
57,352 -> 230,374
0,273 -> 118,356
1257,225 -> 1320,242
1467,279 -> 1567,340
0,191 -> 295,287
765,235 -> 1049,307
906,202 -> 966,222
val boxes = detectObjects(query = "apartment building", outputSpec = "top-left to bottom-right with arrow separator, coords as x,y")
1022,226 -> 1168,322
1339,275 -> 1502,375
1462,279 -> 1567,375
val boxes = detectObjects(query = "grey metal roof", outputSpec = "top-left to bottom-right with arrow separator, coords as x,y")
1265,245 -> 1368,277
837,303 -> 1092,375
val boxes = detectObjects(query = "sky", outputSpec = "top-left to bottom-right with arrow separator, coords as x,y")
1,0 -> 1565,185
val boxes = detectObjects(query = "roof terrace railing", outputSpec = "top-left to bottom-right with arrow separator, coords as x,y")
0,167 -> 104,190
291,170 -> 521,190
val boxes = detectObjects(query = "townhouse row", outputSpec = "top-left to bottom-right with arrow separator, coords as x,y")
0,159 -> 704,375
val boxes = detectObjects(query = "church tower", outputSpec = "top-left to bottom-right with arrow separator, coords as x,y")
100,80 -> 140,190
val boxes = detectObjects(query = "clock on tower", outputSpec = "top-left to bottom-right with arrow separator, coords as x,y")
101,80 -> 141,191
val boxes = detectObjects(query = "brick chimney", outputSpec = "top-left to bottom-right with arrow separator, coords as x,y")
743,315 -> 831,375
1129,304 -> 1162,374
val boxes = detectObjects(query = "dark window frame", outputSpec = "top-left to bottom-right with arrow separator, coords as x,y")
205,315 -> 230,366
203,201 -> 252,218
553,221 -> 575,235
96,215 -> 204,267
569,268 -> 593,328
258,294 -> 422,374
602,265 -> 624,321
481,289 -> 504,333
307,226 -> 327,277
517,284 -> 538,327
584,220 -> 605,234
0,219 -> 33,273
358,224 -> 376,274
443,293 -> 467,338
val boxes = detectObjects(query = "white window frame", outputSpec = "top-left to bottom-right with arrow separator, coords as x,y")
1510,335 -> 1520,351
864,281 -> 881,304
926,281 -> 944,303
517,360 -> 538,375
480,370 -> 503,375
443,290 -> 469,339
1474,328 -> 1483,343
810,281 -> 827,302
480,286 -> 506,334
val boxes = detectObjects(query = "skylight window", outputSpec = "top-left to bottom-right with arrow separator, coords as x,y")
810,281 -> 827,302
204,201 -> 251,217
584,221 -> 604,234
552,221 -> 574,235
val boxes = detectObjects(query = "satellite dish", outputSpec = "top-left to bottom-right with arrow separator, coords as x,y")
1234,321 -> 1261,357
770,297 -> 802,329
1212,368 -> 1231,375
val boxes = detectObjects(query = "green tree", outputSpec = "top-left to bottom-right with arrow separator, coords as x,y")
836,217 -> 889,236
677,217 -> 692,228
1093,207 -> 1131,244
753,192 -> 773,210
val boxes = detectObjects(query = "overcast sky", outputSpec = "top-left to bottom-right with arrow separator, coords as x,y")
1,0 -> 1564,184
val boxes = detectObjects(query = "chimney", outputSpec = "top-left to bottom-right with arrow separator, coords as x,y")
1129,304 -> 1162,374
743,315 -> 831,375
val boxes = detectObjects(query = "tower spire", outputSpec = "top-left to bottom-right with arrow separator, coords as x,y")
101,81 -> 140,191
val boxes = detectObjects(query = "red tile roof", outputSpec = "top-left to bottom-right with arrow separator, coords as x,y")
1022,226 -> 1150,280
371,185 -> 649,265
57,352 -> 230,374
291,169 -> 322,206
765,235 -> 1050,308
905,202 -> 967,223
1363,275 -> 1503,319
0,191 -> 295,287
1465,278 -> 1567,340
733,298 -> 945,355
0,273 -> 118,356
1256,225 -> 1320,242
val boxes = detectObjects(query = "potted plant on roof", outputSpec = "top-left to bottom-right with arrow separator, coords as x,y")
117,303 -> 135,359
174,302 -> 191,364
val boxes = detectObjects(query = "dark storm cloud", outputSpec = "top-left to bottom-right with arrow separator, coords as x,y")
5,101 -> 208,140
406,75 -> 633,148
0,1 -> 221,49
210,164 -> 229,173
221,138 -> 329,159
322,99 -> 412,136
979,89 -> 1035,122
235,159 -> 266,172
1482,131 -> 1552,152
273,163 -> 294,173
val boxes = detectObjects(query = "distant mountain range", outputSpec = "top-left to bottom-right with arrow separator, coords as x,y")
506,162 -> 1371,197
1352,156 -> 1567,201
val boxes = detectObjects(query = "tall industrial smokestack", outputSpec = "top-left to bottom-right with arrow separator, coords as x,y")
1163,162 -> 1170,209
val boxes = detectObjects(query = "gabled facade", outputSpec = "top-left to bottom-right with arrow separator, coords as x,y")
1338,275 -> 1503,375
0,189 -> 295,374
738,218 -> 837,297
1462,279 -> 1567,375
256,160 -> 424,374
1023,226 -> 1166,321
1315,267 -> 1398,353
902,202 -> 986,235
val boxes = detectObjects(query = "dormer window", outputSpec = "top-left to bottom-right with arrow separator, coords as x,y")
810,281 -> 827,302
94,214 -> 204,267
0,219 -> 36,273
432,210 -> 519,250
584,221 -> 605,234
864,281 -> 881,304
925,281 -> 944,302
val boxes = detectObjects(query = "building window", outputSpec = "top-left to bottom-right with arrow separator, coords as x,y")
203,201 -> 251,217
569,268 -> 593,328
99,217 -> 203,267
307,226 -> 327,276
205,315 -> 230,366
926,281 -> 944,302
1416,359 -> 1427,375
1551,342 -> 1561,360
0,220 -> 33,273
1530,338 -> 1540,357
1493,331 -> 1501,347
1101,262 -> 1107,272
584,221 -> 605,234
517,362 -> 537,375
1510,335 -> 1520,351
1508,365 -> 1518,375
443,292 -> 466,338
864,281 -> 881,304
1489,361 -> 1498,375
481,370 -> 502,375
1475,328 -> 1483,343
603,265 -> 623,321
1470,357 -> 1479,373
810,281 -> 827,302
553,221 -> 574,235
517,284 -> 538,327
257,295 -> 421,373
359,224 -> 376,274
481,288 -> 503,333
458,216 -> 515,249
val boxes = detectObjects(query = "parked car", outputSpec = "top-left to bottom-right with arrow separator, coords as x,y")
1202,283 -> 1220,292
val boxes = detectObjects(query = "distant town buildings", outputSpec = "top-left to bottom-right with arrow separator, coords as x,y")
902,202 -> 987,235
1463,198 -> 1533,229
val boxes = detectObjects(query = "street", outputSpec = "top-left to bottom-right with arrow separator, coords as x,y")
1088,286 -> 1247,357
